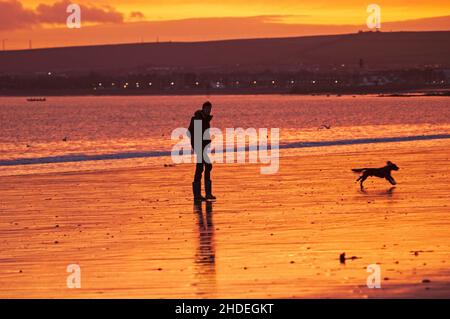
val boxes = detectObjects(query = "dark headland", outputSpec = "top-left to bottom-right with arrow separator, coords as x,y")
1,31 -> 449,96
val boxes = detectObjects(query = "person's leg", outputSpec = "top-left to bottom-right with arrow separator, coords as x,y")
194,162 -> 204,183
202,147 -> 216,200
204,163 -> 212,182
193,145 -> 204,182
193,162 -> 206,201
204,163 -> 216,200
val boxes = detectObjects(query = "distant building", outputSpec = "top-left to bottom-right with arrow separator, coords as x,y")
443,69 -> 450,81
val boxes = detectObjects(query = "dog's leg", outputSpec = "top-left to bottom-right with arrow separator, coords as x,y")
386,175 -> 397,185
359,175 -> 368,190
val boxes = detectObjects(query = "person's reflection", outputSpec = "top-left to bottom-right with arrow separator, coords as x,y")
193,202 -> 216,296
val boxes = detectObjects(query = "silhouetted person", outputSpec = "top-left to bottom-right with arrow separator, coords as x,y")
188,101 -> 216,202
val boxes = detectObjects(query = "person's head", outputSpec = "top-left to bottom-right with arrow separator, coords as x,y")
202,101 -> 212,115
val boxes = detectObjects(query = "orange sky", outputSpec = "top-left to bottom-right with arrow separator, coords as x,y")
1,0 -> 450,49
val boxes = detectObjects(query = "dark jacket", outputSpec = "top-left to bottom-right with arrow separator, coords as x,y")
188,110 -> 212,150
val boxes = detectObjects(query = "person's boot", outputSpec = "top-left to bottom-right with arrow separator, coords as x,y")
205,180 -> 216,201
193,181 -> 206,202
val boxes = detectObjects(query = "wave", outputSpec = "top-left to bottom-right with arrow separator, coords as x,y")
1,134 -> 449,167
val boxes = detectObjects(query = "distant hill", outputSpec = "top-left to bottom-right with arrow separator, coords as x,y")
1,31 -> 449,75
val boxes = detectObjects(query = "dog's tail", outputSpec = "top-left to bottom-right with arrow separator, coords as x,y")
352,168 -> 367,173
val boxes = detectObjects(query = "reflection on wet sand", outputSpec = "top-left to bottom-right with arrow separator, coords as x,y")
0,139 -> 450,298
193,202 -> 216,296
382,186 -> 396,197
360,186 -> 397,197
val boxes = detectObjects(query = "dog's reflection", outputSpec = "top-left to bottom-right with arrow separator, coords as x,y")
193,202 -> 216,296
384,186 -> 396,197
360,186 -> 396,197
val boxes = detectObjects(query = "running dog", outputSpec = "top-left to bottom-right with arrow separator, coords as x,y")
352,161 -> 399,190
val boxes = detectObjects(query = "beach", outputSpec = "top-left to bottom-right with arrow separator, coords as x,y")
1,0 -> 450,303
1,137 -> 449,298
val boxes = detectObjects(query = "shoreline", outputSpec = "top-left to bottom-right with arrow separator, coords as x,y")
1,88 -> 449,98
1,133 -> 450,168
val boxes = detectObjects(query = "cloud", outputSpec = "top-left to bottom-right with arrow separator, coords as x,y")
129,11 -> 146,21
0,0 -> 37,30
0,0 -> 123,30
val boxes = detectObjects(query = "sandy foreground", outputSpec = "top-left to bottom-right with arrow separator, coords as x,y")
0,139 -> 449,299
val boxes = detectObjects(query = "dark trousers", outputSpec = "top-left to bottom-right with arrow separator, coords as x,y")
194,160 -> 212,183
193,146 -> 212,183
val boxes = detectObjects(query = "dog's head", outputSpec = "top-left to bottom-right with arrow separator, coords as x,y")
387,161 -> 399,171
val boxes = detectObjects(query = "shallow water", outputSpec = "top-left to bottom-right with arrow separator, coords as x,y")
1,95 -> 449,175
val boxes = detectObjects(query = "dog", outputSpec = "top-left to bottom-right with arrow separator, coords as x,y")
352,161 -> 399,190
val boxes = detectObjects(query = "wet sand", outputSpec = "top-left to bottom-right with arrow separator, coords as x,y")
0,139 -> 449,298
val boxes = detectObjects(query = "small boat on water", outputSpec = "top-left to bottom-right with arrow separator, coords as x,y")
27,97 -> 47,102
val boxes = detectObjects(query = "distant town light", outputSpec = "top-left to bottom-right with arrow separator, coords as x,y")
290,80 -> 295,84
272,80 -> 276,84
170,82 -> 175,86
312,80 -> 316,84
112,82 -> 115,86
98,82 -> 102,87
195,82 -> 199,86
253,81 -> 257,84
149,82 -> 152,86
335,80 -> 339,84
48,72 -> 52,76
